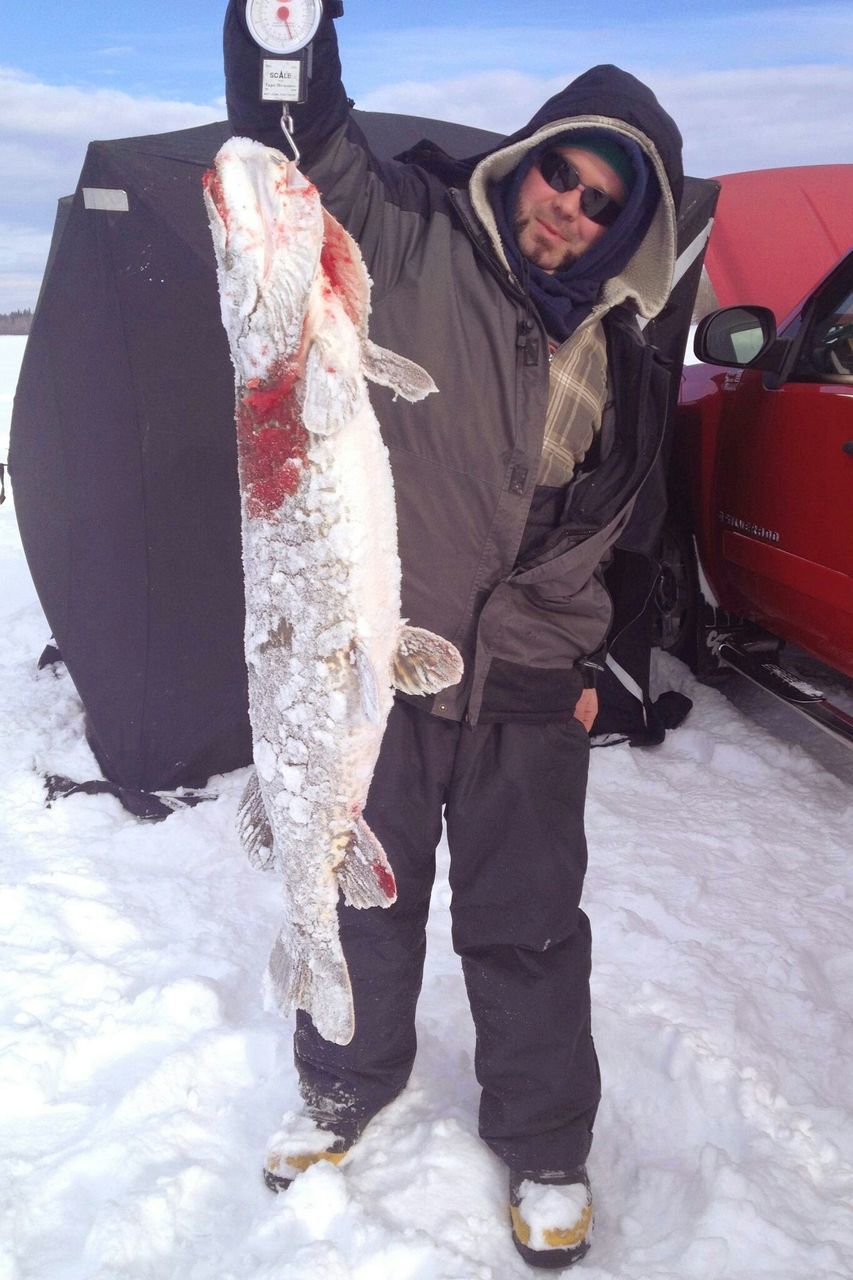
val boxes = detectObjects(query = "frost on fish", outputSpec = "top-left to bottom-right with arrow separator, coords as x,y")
204,138 -> 463,1045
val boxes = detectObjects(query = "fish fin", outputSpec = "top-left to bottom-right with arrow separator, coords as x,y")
336,817 -> 398,909
352,640 -> 382,725
393,624 -> 464,696
301,338 -> 364,436
237,770 -> 275,871
361,339 -> 438,403
266,928 -> 356,1046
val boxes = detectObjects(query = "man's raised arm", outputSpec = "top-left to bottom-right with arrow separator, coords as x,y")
223,0 -> 349,164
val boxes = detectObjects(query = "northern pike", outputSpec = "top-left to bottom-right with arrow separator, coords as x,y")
203,137 -> 463,1045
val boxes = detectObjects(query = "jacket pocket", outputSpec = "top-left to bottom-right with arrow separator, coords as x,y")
509,502 -> 633,604
476,572 -> 613,669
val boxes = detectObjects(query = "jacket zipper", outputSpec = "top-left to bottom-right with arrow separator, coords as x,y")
447,188 -> 529,308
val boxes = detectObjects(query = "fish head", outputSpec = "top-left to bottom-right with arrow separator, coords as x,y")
203,137 -> 324,386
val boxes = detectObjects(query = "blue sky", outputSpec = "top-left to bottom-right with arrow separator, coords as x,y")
3,1 -> 849,98
1,0 -> 851,309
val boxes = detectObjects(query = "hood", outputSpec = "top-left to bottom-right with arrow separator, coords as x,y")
465,65 -> 683,326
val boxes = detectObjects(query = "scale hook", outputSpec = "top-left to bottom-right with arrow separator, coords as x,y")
280,107 -> 301,165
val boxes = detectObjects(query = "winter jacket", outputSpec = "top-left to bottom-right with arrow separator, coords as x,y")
223,4 -> 683,724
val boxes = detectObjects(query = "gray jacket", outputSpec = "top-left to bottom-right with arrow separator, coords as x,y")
224,7 -> 683,723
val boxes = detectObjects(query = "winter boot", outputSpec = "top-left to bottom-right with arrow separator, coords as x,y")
263,1110 -> 356,1192
509,1166 -> 594,1269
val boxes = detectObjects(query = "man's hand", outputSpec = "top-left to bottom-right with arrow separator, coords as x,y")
573,688 -> 598,733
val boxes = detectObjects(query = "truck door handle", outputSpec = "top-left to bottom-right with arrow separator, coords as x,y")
844,441 -> 853,456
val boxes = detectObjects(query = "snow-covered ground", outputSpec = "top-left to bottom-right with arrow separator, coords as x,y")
1,335 -> 852,1280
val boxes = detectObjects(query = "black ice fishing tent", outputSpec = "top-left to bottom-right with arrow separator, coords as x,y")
9,112 -> 718,807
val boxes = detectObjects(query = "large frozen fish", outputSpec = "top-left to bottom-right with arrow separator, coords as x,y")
203,137 -> 463,1044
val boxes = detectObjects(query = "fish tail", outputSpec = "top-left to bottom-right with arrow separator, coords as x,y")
266,929 -> 356,1046
336,817 -> 398,909
237,769 -> 275,871
393,624 -> 464,697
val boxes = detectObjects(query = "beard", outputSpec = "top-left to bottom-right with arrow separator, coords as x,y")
513,214 -> 580,273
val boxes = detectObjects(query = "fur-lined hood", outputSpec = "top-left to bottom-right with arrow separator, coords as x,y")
393,65 -> 682,327
468,65 -> 683,325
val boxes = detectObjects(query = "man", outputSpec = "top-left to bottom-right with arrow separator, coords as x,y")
224,3 -> 682,1268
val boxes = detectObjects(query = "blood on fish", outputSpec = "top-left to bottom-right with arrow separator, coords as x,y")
237,358 -> 308,518
320,220 -> 361,329
372,861 -> 397,900
202,169 -> 229,229
242,370 -> 299,424
238,425 -> 304,515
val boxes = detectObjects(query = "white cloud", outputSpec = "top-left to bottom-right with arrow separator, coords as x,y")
0,66 -> 222,307
654,64 -> 853,175
0,222 -> 53,313
0,223 -> 49,270
355,71 -> 558,136
340,4 -> 853,87
0,66 -> 220,141
354,63 -> 853,175
338,2 -> 853,174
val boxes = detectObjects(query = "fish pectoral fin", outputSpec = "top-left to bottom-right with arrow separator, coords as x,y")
336,817 -> 398,910
266,929 -> 356,1046
237,769 -> 275,871
301,338 -> 364,436
393,625 -> 464,696
361,339 -> 438,404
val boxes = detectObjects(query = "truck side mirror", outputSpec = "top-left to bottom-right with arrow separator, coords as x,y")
694,305 -> 778,368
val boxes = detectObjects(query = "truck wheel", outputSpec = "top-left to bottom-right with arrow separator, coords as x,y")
653,518 -> 700,669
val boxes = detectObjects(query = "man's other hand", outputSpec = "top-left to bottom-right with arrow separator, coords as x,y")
573,688 -> 598,733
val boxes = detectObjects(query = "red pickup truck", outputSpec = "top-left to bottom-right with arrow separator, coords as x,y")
658,166 -> 853,747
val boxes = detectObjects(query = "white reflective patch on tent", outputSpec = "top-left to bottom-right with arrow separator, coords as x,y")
83,188 -> 129,212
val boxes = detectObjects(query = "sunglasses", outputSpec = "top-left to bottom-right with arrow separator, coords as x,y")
537,152 -> 624,227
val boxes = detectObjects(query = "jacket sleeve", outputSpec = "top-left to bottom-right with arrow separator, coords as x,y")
222,1 -> 442,298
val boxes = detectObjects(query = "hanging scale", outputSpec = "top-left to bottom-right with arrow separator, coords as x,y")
245,0 -> 342,159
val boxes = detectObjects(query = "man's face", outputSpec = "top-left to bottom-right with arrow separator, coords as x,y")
514,146 -> 627,273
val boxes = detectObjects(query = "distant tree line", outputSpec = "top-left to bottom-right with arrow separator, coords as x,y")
0,310 -> 32,335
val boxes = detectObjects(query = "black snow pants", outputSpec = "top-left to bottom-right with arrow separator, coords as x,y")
294,697 -> 600,1175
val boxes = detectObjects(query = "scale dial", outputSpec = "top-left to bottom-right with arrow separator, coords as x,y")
246,0 -> 323,53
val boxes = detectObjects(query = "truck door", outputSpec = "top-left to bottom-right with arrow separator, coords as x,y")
713,254 -> 853,670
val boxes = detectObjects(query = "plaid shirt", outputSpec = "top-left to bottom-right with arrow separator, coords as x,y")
537,319 -> 608,486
